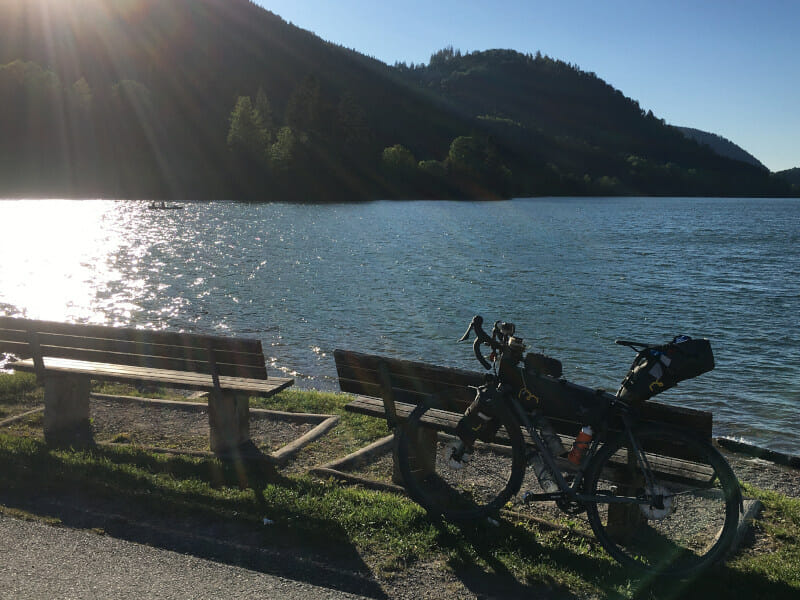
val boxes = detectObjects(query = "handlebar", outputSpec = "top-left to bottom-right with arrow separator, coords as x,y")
458,315 -> 503,370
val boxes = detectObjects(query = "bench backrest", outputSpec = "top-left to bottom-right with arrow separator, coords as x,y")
0,317 -> 267,380
334,349 -> 712,441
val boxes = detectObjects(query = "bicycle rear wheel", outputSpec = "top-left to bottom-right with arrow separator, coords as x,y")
395,402 -> 525,521
584,424 -> 740,578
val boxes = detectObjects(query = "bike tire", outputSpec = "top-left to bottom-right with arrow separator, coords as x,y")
583,423 -> 741,578
395,401 -> 526,521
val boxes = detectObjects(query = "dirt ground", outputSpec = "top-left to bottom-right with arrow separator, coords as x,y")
89,395 -> 316,454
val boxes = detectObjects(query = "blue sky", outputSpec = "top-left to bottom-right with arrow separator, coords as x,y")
257,0 -> 799,172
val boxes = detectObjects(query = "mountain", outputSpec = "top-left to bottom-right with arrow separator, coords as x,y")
675,127 -> 767,171
774,168 -> 800,186
0,0 -> 476,200
0,0 -> 794,200
394,48 -> 793,197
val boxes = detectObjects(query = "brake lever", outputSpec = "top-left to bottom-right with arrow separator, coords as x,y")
458,315 -> 495,370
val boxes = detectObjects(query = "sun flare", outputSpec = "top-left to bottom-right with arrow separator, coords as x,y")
0,200 -> 123,323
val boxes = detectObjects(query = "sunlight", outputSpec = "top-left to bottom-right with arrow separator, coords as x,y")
0,200 -> 122,323
21,0 -> 186,197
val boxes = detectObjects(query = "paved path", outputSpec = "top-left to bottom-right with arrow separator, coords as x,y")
0,514 -> 371,599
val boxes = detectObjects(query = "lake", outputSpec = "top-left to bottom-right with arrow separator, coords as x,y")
1,198 -> 798,454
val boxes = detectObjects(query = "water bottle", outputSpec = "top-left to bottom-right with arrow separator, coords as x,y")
535,413 -> 567,457
528,451 -> 559,493
568,425 -> 593,465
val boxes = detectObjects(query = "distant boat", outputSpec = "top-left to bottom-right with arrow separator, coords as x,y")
147,202 -> 184,210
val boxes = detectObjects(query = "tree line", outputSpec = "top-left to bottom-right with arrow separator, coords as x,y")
225,78 -> 513,200
0,0 -> 795,200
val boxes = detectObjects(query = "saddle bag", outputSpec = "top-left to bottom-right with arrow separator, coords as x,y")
617,336 -> 714,404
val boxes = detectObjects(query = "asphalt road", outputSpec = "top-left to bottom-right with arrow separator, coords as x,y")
0,514 -> 371,599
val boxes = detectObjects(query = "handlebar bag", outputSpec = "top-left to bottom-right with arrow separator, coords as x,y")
524,352 -> 563,379
618,336 -> 714,403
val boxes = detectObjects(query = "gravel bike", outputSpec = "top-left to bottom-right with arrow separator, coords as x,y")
395,316 -> 741,577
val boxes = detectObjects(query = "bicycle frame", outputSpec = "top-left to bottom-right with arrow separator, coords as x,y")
507,395 -> 658,507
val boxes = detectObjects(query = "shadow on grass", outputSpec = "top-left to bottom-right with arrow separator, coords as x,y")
430,517 -> 584,599
2,434 -> 798,600
0,437 -> 388,599
424,514 -> 799,600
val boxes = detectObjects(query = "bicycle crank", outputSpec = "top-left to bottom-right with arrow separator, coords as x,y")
640,484 -> 674,520
446,440 -> 472,470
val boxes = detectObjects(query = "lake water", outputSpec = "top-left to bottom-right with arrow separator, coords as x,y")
1,198 -> 798,454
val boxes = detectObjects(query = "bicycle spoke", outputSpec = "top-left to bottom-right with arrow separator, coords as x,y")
396,404 -> 525,521
584,425 -> 739,577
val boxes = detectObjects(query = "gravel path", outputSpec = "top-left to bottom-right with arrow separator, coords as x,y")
0,514 -> 373,600
90,396 -> 315,453
721,450 -> 800,498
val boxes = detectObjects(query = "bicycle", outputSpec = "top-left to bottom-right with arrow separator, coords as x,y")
395,316 -> 742,577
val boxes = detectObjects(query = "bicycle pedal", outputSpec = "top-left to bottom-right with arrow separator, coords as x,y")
522,490 -> 535,504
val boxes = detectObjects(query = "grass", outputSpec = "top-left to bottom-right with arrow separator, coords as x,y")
92,380 -> 194,401
0,371 -> 41,420
728,484 -> 800,588
253,388 -> 390,461
1,371 -> 799,599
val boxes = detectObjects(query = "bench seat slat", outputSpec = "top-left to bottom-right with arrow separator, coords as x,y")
336,350 -> 712,440
1,318 -> 269,379
14,345 -> 267,379
0,317 -> 262,354
30,332 -> 266,368
0,327 -> 265,363
339,378 -> 470,412
9,358 -> 292,396
0,340 -> 30,358
346,393 -> 709,463
342,382 -> 710,441
338,375 -> 476,407
334,350 -> 483,389
346,396 -> 711,483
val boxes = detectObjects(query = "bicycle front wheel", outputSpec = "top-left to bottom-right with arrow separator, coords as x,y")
395,401 -> 526,521
584,424 -> 740,578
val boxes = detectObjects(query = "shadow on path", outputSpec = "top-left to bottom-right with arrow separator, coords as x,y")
0,441 -> 387,599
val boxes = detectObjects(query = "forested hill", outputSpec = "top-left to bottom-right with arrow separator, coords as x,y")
393,48 -> 792,197
0,0 -> 794,200
0,0 -> 477,200
676,127 -> 767,171
775,168 -> 800,186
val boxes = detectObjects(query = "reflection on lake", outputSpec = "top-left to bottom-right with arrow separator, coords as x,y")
1,198 -> 799,453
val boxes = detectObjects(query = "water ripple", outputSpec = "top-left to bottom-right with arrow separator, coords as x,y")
1,197 -> 799,453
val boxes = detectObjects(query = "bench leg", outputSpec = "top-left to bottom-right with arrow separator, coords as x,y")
43,374 -> 92,447
606,449 -> 647,538
208,392 -> 250,455
392,426 -> 437,486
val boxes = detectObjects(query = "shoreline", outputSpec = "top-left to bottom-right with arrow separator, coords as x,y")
2,364 -> 798,472
716,437 -> 800,469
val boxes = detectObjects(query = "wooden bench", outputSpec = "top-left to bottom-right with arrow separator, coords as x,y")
334,349 -> 714,486
0,316 -> 293,453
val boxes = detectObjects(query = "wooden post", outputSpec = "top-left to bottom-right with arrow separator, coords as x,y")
392,425 -> 437,486
606,448 -> 647,538
27,329 -> 46,379
208,391 -> 250,455
378,362 -> 398,429
206,341 -> 250,455
43,374 -> 92,447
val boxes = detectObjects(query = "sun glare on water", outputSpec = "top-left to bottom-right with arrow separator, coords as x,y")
0,200 -> 125,323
